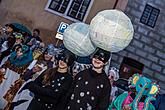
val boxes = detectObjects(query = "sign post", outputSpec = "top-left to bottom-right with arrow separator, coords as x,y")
56,22 -> 69,40
55,22 -> 69,46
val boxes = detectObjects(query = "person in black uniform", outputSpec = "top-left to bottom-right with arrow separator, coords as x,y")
66,48 -> 111,110
22,49 -> 76,110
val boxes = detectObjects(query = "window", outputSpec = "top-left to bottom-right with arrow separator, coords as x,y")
45,0 -> 94,22
119,57 -> 144,79
140,4 -> 160,28
48,0 -> 70,14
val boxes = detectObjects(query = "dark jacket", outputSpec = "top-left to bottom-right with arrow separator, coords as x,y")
27,68 -> 73,110
66,68 -> 111,110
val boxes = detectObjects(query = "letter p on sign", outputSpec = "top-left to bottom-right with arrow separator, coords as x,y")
57,22 -> 69,34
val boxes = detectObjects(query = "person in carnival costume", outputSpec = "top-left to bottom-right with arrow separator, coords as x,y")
0,32 -> 23,65
66,48 -> 111,110
22,49 -> 76,110
108,67 -> 119,102
109,74 -> 160,110
0,44 -> 33,109
10,44 -> 58,110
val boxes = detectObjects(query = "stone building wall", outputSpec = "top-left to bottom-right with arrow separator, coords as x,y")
110,0 -> 165,93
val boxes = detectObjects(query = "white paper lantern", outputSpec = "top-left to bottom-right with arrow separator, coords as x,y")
63,23 -> 96,56
90,10 -> 134,52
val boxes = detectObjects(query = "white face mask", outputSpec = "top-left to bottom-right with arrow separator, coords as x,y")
108,67 -> 119,81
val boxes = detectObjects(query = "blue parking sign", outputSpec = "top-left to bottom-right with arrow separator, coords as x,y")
57,22 -> 69,34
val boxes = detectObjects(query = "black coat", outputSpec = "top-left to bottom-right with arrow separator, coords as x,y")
27,68 -> 73,110
66,68 -> 111,110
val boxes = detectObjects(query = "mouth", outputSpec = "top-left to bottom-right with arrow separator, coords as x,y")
94,60 -> 101,64
59,61 -> 66,67
45,56 -> 51,60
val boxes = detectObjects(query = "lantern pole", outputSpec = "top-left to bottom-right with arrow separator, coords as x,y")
104,53 -> 112,75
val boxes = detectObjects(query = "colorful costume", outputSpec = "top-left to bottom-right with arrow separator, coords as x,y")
0,45 -> 33,109
108,67 -> 119,102
109,74 -> 159,110
11,48 -> 56,110
72,61 -> 92,78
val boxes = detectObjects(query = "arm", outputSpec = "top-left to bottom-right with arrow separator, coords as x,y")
18,71 -> 45,93
21,70 -> 35,81
33,76 -> 73,105
98,81 -> 111,110
28,75 -> 73,99
18,68 -> 49,94
65,72 -> 82,97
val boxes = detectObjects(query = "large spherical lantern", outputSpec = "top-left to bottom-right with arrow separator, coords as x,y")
63,23 -> 96,56
90,10 -> 134,52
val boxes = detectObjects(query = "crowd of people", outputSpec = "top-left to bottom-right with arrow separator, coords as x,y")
0,24 -> 163,110
0,24 -> 120,110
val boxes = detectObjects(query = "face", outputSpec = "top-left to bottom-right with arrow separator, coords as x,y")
44,53 -> 52,61
32,65 -> 42,72
14,45 -> 21,52
16,48 -> 23,57
59,60 -> 68,69
92,57 -> 104,69
108,71 -> 115,82
72,64 -> 82,77
33,31 -> 39,37
136,77 -> 151,95
16,38 -> 23,44
6,26 -> 13,33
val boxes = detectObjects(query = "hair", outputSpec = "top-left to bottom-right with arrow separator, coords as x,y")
33,29 -> 40,35
42,68 -> 58,85
12,44 -> 22,52
37,53 -> 45,61
5,24 -> 14,29
13,45 -> 22,60
5,24 -> 19,32
7,36 -> 16,49
37,54 -> 48,64
59,49 -> 76,66
37,51 -> 52,61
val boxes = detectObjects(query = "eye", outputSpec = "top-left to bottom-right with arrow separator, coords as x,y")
139,84 -> 143,88
145,88 -> 149,90
101,58 -> 105,61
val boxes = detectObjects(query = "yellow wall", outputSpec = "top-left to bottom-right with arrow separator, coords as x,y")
0,0 -> 128,44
